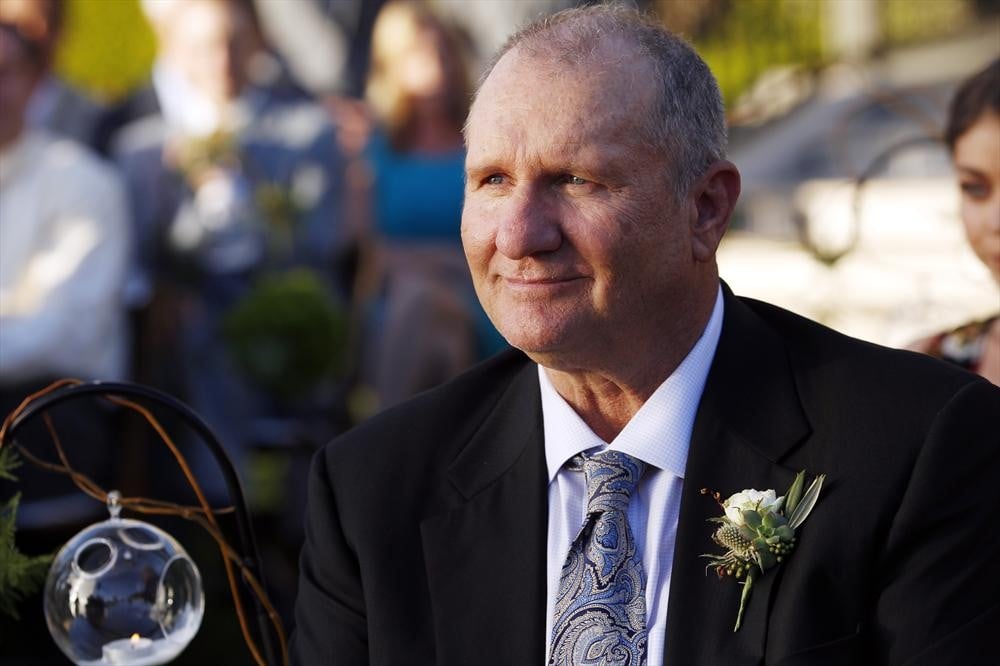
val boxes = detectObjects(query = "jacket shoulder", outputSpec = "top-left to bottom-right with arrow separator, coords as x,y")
320,348 -> 531,473
741,296 -> 984,398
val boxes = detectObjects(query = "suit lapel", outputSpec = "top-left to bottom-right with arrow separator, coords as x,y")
420,360 -> 548,665
664,287 -> 811,665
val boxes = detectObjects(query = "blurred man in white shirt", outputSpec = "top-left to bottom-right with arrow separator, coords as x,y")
0,22 -> 129,385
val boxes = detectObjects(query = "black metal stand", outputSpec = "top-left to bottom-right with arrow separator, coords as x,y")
4,380 -> 280,666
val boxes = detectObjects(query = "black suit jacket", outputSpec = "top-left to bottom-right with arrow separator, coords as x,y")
292,288 -> 999,665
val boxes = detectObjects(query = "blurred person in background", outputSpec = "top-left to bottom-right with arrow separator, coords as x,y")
0,22 -> 128,525
357,1 -> 503,411
111,0 -> 350,500
909,58 -> 999,385
94,0 -> 311,154
0,0 -> 105,148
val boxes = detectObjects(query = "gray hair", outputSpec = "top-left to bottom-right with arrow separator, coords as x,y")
471,3 -> 727,198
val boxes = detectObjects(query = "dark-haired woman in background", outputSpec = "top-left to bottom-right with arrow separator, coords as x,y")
909,58 -> 999,385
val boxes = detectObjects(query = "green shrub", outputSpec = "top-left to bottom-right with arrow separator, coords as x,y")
222,270 -> 348,401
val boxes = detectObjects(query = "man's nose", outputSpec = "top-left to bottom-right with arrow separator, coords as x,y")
494,187 -> 562,259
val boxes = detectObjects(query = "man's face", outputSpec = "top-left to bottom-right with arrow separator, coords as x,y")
166,1 -> 253,106
0,29 -> 40,146
461,49 -> 698,365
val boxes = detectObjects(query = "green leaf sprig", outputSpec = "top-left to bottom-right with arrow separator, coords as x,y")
0,448 -> 54,620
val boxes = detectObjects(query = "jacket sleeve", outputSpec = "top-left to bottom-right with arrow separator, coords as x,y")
874,378 -> 1000,664
290,446 -> 369,665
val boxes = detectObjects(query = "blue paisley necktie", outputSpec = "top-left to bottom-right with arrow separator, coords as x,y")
548,450 -> 648,666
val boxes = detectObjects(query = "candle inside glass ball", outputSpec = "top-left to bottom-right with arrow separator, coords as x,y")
102,634 -> 155,664
44,517 -> 204,665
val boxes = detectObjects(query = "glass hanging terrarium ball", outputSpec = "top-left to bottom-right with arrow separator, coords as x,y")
44,492 -> 205,665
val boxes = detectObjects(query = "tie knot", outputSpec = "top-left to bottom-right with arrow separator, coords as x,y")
582,450 -> 646,514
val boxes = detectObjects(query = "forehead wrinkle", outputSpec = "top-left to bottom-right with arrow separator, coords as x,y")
467,45 -> 661,179
468,138 -> 636,190
477,81 -> 632,145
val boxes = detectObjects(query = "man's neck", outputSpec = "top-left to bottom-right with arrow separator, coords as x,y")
540,370 -> 651,442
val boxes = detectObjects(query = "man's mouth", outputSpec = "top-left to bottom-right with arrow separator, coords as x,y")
501,275 -> 586,292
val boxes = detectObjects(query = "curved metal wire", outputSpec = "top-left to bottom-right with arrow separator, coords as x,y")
3,380 -> 279,665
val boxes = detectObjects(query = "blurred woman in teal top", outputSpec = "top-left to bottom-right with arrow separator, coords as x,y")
357,1 -> 504,411
365,128 -> 465,241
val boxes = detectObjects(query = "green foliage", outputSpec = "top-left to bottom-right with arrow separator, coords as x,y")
0,447 -> 21,482
882,0 -> 972,46
55,0 -> 156,102
787,473 -> 825,530
0,450 -> 53,620
222,270 -> 349,401
693,0 -> 825,106
687,0 -> 976,107
784,470 -> 806,516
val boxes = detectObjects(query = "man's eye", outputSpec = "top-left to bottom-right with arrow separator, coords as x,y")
960,181 -> 989,200
485,174 -> 505,185
563,175 -> 588,186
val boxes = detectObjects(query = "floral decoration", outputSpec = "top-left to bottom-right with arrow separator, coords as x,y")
701,470 -> 825,631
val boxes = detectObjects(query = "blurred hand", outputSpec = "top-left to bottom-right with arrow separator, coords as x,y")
322,95 -> 375,157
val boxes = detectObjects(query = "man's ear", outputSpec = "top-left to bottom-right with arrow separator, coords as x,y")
688,160 -> 741,262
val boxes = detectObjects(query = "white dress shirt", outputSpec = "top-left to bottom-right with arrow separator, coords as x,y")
541,286 -> 724,664
0,131 -> 130,383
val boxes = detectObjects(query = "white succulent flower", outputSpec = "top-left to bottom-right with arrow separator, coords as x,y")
723,488 -> 783,525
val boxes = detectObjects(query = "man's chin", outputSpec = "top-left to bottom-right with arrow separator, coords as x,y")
503,331 -> 564,359
503,329 -> 587,370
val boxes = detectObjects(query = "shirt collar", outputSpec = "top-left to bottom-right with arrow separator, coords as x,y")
540,285 -> 725,482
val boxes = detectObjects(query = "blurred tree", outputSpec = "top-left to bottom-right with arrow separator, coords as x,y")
655,0 -> 982,108
691,0 -> 824,106
881,0 -> 972,49
54,0 -> 155,102
656,0 -> 731,39
0,449 -> 52,622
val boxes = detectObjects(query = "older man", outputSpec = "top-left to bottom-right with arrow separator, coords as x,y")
292,6 -> 998,665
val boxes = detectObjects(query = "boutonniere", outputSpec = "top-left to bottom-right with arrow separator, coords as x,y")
168,130 -> 241,187
700,471 -> 825,631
